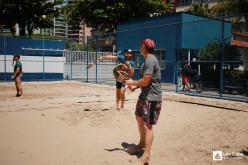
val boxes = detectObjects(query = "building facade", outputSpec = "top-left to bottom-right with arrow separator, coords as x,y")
164,0 -> 217,12
117,12 -> 232,83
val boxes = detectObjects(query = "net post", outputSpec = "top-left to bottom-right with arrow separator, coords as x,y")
86,37 -> 89,83
219,18 -> 224,98
3,34 -> 6,82
42,37 -> 45,81
70,51 -> 73,80
95,36 -> 98,84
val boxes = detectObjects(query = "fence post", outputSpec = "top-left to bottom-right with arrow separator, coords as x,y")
86,37 -> 89,83
175,24 -> 180,93
219,18 -> 224,98
70,51 -> 73,80
175,49 -> 179,93
42,37 -> 45,81
3,35 -> 6,81
95,36 -> 98,84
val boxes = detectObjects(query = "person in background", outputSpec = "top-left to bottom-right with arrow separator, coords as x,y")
100,49 -> 135,110
182,62 -> 191,92
11,55 -> 23,97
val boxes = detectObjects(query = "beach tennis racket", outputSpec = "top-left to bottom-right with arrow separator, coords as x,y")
113,64 -> 132,82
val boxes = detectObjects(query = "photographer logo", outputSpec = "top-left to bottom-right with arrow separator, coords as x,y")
213,151 -> 223,161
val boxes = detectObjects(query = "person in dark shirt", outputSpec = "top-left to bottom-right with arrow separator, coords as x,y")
11,55 -> 23,97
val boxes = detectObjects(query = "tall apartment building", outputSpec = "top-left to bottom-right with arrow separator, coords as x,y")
79,22 -> 92,44
53,0 -> 91,43
54,15 -> 66,38
53,14 -> 91,43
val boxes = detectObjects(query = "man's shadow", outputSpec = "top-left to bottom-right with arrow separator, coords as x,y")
104,142 -> 144,158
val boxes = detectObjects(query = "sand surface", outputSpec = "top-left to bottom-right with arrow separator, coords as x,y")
0,81 -> 247,165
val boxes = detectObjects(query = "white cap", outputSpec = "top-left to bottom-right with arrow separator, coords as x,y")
124,49 -> 132,53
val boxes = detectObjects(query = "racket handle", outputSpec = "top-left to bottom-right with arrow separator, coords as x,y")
131,86 -> 140,91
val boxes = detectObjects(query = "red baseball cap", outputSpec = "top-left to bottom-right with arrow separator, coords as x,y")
141,39 -> 155,50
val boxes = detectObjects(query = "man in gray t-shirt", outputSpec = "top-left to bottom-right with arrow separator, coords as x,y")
125,39 -> 162,164
139,55 -> 162,101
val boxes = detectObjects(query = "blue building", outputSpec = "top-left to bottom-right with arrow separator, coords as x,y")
117,12 -> 232,83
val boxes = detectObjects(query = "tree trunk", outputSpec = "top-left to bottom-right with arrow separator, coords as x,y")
8,24 -> 16,37
27,24 -> 32,37
19,22 -> 26,36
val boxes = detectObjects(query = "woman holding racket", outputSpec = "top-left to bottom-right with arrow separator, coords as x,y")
100,49 -> 135,110
125,39 -> 162,164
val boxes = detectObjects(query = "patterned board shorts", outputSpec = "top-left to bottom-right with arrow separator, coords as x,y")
135,99 -> 162,125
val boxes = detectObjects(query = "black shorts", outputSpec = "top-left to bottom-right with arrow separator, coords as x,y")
116,81 -> 125,89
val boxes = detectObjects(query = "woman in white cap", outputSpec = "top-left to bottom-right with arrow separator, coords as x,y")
101,49 -> 135,110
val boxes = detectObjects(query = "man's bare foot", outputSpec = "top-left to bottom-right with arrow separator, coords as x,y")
120,106 -> 128,111
138,152 -> 150,164
116,103 -> 120,110
120,102 -> 125,109
137,143 -> 145,149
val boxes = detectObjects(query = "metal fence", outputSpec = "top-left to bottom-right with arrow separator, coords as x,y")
63,50 -> 116,85
0,13 -> 248,102
64,50 -> 248,102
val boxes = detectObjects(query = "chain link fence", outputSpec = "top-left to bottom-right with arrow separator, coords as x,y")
0,13 -> 247,102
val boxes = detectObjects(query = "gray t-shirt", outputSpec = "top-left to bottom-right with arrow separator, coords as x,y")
139,55 -> 162,101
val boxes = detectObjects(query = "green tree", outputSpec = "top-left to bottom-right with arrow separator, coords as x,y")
186,2 -> 214,18
65,41 -> 95,51
0,0 -> 63,36
197,40 -> 241,62
212,0 -> 248,32
197,40 -> 243,88
212,0 -> 248,16
197,41 -> 219,61
67,0 -> 174,33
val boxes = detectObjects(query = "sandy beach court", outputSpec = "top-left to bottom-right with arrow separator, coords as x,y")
0,81 -> 247,165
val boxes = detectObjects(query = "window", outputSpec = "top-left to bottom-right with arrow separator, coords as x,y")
131,49 -> 166,69
177,48 -> 199,61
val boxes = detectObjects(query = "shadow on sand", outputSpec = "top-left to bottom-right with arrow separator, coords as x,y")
104,142 -> 143,158
104,142 -> 149,165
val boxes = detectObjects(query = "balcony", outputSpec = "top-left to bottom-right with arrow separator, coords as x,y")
232,32 -> 248,48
